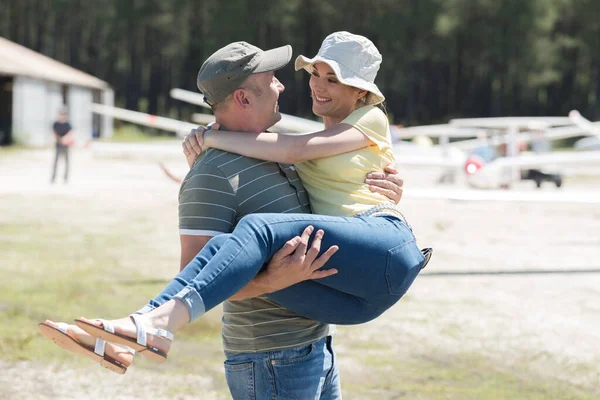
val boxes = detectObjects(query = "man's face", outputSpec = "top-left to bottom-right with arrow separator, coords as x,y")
244,72 -> 285,129
59,112 -> 67,122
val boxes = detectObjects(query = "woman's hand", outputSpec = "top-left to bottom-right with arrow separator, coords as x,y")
365,164 -> 404,204
182,123 -> 220,168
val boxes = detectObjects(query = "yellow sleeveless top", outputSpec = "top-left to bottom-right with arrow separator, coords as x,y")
295,105 -> 396,216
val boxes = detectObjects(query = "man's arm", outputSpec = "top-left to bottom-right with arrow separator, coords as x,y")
228,272 -> 276,300
178,161 -> 237,280
180,234 -> 304,300
180,235 -> 212,270
366,164 -> 404,204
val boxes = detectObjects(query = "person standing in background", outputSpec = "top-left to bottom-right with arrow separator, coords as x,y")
51,107 -> 74,184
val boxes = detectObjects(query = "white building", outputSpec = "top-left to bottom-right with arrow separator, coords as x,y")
0,36 -> 113,147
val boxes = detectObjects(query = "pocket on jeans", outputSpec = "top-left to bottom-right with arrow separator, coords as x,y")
385,240 -> 424,296
274,342 -> 315,366
224,361 -> 255,400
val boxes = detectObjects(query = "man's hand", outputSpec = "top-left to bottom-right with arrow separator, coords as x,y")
365,164 -> 404,204
256,225 -> 339,294
182,123 -> 220,168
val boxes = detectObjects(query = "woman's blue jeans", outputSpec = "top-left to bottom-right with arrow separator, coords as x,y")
142,213 -> 425,325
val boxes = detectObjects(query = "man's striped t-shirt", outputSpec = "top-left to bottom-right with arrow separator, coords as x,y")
179,148 -> 333,352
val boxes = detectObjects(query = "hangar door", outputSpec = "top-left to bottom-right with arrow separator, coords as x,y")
0,76 -> 12,145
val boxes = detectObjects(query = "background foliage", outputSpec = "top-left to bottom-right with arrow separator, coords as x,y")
1,0 -> 599,125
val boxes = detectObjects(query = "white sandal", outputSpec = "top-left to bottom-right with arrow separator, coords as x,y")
38,320 -> 134,375
74,314 -> 174,363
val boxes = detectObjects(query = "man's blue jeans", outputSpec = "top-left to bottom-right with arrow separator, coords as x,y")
143,212 -> 425,324
224,336 -> 341,400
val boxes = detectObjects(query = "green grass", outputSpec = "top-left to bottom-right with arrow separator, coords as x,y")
339,348 -> 596,400
0,194 -> 221,367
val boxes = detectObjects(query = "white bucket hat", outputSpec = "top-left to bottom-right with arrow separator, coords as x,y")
295,31 -> 385,106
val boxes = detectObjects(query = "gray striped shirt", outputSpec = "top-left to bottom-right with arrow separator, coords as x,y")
179,148 -> 332,352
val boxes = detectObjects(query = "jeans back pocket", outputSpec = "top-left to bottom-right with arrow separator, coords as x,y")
385,240 -> 424,296
224,361 -> 255,400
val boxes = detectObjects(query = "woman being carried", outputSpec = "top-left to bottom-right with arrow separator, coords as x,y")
44,31 -> 431,365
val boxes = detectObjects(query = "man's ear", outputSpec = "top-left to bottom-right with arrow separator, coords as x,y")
232,89 -> 251,108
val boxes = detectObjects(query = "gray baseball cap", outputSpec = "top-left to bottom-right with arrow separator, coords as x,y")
197,42 -> 292,106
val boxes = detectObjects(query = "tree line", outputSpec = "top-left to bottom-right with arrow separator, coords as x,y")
1,0 -> 599,126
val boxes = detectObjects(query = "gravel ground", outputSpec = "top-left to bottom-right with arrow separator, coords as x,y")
1,144 -> 599,399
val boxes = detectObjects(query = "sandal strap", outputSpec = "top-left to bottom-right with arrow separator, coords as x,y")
149,327 -> 174,342
55,321 -> 115,357
130,314 -> 147,346
93,319 -> 136,355
56,322 -> 69,334
117,344 -> 136,355
129,314 -> 174,347
95,340 -> 136,356
94,338 -> 107,356
92,319 -> 115,357
55,321 -> 107,357
97,319 -> 115,333
55,320 -> 135,357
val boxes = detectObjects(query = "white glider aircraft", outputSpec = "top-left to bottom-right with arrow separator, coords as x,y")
392,113 -> 600,190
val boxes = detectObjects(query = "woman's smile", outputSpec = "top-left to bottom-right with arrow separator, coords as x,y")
313,93 -> 332,104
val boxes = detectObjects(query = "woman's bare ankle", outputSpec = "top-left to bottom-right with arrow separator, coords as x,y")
145,299 -> 190,333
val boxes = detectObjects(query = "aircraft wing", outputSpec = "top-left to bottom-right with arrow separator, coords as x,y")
401,113 -> 600,154
170,88 -> 212,110
446,113 -> 600,151
91,141 -> 183,158
394,155 -> 465,167
392,142 -> 466,167
192,113 -> 218,125
446,123 -> 600,152
538,123 -> 600,142
92,104 -> 197,138
568,110 -> 600,136
529,113 -> 600,152
391,124 -> 480,139
270,114 -> 323,133
449,116 -> 572,129
404,187 -> 600,204
490,151 -> 600,169
189,111 -> 322,133
574,137 -> 600,151
170,88 -> 323,133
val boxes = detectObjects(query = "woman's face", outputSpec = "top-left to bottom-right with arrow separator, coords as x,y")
309,62 -> 366,122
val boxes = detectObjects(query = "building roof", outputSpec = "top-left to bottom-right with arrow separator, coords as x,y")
0,36 -> 108,90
